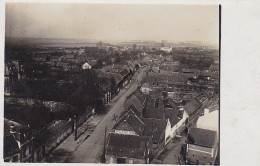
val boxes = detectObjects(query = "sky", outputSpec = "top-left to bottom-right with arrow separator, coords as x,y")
5,3 -> 219,44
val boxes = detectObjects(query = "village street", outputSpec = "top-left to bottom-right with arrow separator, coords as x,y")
45,66 -> 148,163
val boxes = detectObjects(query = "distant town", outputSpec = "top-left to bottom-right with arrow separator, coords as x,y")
4,38 -> 219,164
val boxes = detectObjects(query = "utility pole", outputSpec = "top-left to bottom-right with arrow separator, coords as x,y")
74,115 -> 78,141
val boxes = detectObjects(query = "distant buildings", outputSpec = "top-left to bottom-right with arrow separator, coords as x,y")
82,62 -> 92,69
4,60 -> 25,96
160,47 -> 172,53
97,61 -> 140,104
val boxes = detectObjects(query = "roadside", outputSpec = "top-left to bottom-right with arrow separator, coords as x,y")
44,114 -> 104,162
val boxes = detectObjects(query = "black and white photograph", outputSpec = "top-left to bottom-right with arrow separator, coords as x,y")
3,2 -> 221,164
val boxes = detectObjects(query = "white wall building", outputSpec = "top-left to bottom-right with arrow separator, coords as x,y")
82,62 -> 92,69
196,108 -> 219,137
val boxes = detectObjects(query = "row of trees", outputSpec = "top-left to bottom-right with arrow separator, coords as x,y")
10,68 -> 108,124
172,55 -> 214,70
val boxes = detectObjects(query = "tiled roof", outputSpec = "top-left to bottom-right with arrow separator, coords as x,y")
133,89 -> 146,102
188,127 -> 217,148
143,73 -> 187,85
106,133 -> 151,159
165,109 -> 183,127
163,98 -> 178,110
125,104 -> 143,117
113,112 -> 145,136
125,96 -> 144,116
125,89 -> 146,113
184,98 -> 202,116
113,73 -> 123,84
142,118 -> 167,144
143,108 -> 165,120
120,68 -> 130,78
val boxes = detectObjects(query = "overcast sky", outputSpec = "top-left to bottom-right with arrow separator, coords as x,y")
5,3 -> 219,44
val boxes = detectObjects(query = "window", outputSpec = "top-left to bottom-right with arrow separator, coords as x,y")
192,154 -> 195,158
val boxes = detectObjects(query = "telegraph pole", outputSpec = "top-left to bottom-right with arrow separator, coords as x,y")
74,115 -> 78,141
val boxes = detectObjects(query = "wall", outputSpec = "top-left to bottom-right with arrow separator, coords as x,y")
164,119 -> 172,145
186,144 -> 214,165
167,110 -> 189,143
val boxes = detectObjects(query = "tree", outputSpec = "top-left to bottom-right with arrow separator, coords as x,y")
115,55 -> 121,64
110,77 -> 117,96
25,101 -> 54,129
66,70 -> 105,116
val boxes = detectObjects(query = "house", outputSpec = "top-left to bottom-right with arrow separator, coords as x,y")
100,64 -> 132,90
124,89 -> 146,117
165,108 -> 189,141
119,65 -> 131,86
114,106 -> 172,147
4,118 -> 33,162
105,133 -> 153,164
196,107 -> 219,136
112,112 -> 146,136
186,127 -> 218,165
183,97 -> 202,126
4,63 -> 13,96
82,62 -> 92,69
113,73 -> 124,91
143,73 -> 187,88
125,104 -> 144,118
143,97 -> 188,144
141,118 -> 170,145
4,61 -> 25,96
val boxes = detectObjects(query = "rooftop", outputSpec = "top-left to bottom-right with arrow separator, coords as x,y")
142,118 -> 167,144
188,127 -> 217,148
184,97 -> 202,116
113,112 -> 145,136
106,133 -> 151,159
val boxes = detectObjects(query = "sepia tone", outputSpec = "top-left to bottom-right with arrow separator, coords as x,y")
4,3 -> 220,164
